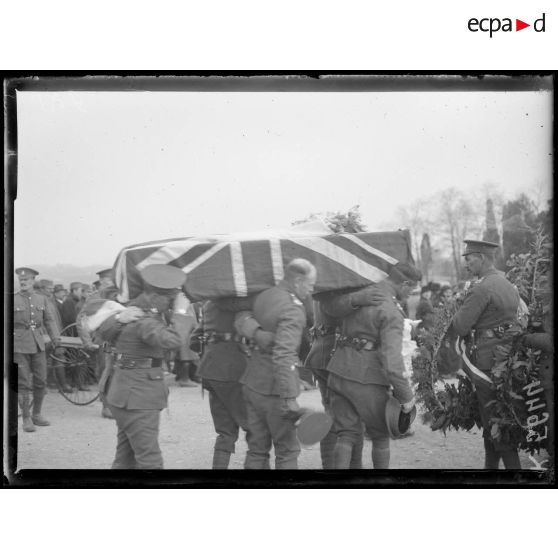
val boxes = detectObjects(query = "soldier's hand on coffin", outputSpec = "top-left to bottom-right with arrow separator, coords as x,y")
401,397 -> 416,414
117,306 -> 144,323
254,329 -> 275,352
350,285 -> 389,307
280,398 -> 304,421
51,336 -> 61,348
173,292 -> 191,314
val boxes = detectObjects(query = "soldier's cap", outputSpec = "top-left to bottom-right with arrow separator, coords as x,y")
54,284 -> 66,293
70,281 -> 83,290
296,410 -> 333,446
97,268 -> 113,279
385,395 -> 417,439
388,262 -> 422,285
15,267 -> 39,278
462,239 -> 499,256
38,279 -> 54,288
140,264 -> 186,292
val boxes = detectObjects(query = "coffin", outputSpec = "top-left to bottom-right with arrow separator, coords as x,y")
113,227 -> 414,302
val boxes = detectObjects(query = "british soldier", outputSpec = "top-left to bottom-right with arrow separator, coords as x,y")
324,262 -> 421,468
234,259 -> 317,469
452,239 -> 522,469
14,268 -> 61,432
95,264 -> 195,469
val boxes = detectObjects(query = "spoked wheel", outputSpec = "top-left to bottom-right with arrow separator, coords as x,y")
54,361 -> 100,405
50,323 -> 101,405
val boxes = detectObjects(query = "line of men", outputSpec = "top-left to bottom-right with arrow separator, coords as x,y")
15,237 -> 545,469
83,257 -> 422,469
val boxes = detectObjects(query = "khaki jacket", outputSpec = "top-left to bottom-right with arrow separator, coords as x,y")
452,269 -> 520,370
241,281 -> 306,398
14,290 -> 60,354
326,281 -> 414,404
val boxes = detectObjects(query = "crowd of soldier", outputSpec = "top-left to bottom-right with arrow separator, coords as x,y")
13,237 -> 553,469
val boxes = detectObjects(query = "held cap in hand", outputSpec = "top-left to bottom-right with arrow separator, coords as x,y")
296,410 -> 333,446
385,394 -> 417,439
140,264 -> 186,291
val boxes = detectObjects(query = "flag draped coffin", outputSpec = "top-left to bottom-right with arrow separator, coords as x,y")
113,230 -> 414,302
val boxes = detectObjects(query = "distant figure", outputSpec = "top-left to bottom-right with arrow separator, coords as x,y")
61,282 -> 84,334
415,286 -> 435,329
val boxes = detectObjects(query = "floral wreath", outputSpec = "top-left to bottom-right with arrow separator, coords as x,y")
411,230 -> 551,455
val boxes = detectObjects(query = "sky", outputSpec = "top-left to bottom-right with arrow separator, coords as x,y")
13,86 -> 552,267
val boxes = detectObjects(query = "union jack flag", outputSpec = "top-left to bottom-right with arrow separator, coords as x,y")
113,229 -> 414,302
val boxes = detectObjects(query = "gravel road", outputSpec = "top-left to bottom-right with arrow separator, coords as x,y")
16,376 -> 537,470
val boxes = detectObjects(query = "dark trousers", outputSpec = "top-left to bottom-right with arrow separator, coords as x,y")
242,386 -> 300,469
204,379 -> 248,454
107,405 -> 163,469
328,374 -> 390,443
15,351 -> 47,393
315,369 -> 364,469
475,380 -> 520,469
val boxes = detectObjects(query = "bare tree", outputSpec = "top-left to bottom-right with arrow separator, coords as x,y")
436,188 -> 483,281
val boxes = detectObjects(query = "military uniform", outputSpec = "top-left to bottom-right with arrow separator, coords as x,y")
196,300 -> 250,468
14,268 -> 61,431
304,294 -> 364,469
452,269 -> 521,458
239,280 -> 307,469
452,239 -> 521,469
96,265 -> 194,469
325,281 -> 414,468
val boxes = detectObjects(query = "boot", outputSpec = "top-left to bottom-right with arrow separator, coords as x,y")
187,362 -> 202,384
333,440 -> 353,469
371,438 -> 390,469
212,449 -> 232,469
18,392 -> 36,432
350,434 -> 364,469
175,361 -> 197,387
32,389 -> 51,426
55,366 -> 73,393
501,450 -> 521,470
320,430 -> 337,469
483,438 -> 501,469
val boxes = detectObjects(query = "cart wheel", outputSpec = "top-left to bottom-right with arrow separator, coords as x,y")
51,323 -> 100,405
54,361 -> 100,406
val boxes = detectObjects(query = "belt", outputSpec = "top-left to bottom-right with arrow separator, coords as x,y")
310,325 -> 337,339
476,323 -> 514,340
14,324 -> 40,330
115,355 -> 162,369
337,335 -> 379,351
207,332 -> 246,344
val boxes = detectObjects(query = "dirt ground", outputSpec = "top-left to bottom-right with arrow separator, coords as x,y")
15,375 -> 538,471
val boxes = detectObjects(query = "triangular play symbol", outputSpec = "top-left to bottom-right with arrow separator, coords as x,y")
516,19 -> 530,31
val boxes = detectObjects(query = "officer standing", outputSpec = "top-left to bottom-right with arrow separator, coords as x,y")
14,268 -> 61,433
95,264 -> 195,469
452,239 -> 521,469
325,263 -> 421,468
235,259 -> 316,469
304,286 -> 387,468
